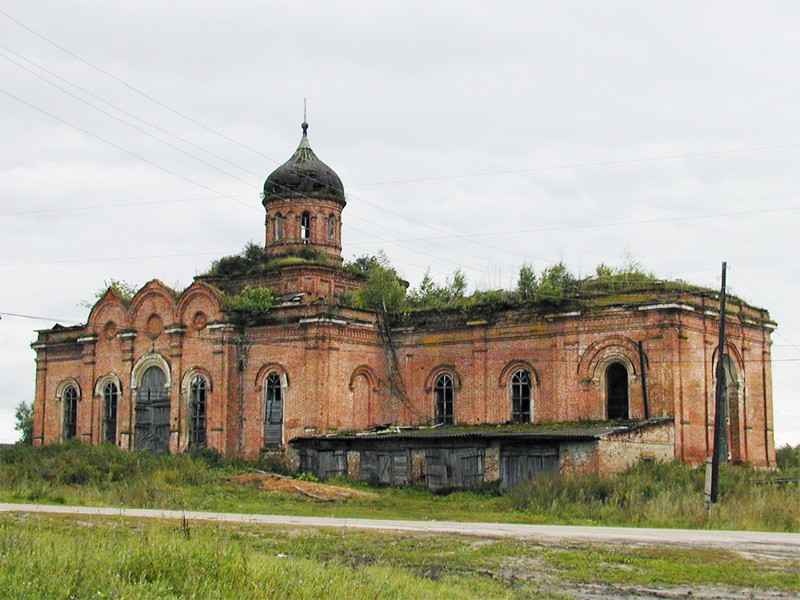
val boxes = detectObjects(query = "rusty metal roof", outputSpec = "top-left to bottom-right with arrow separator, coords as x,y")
292,418 -> 672,443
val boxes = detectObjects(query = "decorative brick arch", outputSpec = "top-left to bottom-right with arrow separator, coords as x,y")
128,280 -> 177,325
711,343 -> 744,385
181,366 -> 214,394
87,288 -> 129,330
255,363 -> 290,390
348,365 -> 380,392
424,365 -> 462,393
498,360 -> 539,389
94,372 -> 123,396
577,336 -> 640,382
131,353 -> 171,390
55,378 -> 81,403
176,282 -> 223,328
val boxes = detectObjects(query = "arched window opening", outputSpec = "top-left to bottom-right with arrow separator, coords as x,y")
274,213 -> 285,241
606,363 -> 629,420
719,353 -> 742,462
189,376 -> 207,449
102,382 -> 118,444
327,214 -> 336,241
511,369 -> 532,423
63,386 -> 78,441
135,365 -> 170,453
264,373 -> 284,447
435,373 -> 454,425
301,212 -> 311,244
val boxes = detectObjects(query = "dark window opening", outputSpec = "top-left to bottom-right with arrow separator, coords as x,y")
301,212 -> 311,244
189,376 -> 207,449
511,369 -> 532,423
606,363 -> 629,420
63,386 -> 78,441
103,382 -> 118,444
264,373 -> 284,446
435,373 -> 455,425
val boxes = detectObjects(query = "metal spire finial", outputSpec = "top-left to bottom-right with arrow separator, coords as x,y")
302,98 -> 308,134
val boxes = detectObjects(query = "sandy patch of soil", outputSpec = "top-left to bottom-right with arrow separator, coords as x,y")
228,473 -> 378,501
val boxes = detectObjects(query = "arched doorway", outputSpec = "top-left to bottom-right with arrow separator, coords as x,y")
135,366 -> 170,452
606,363 -> 629,420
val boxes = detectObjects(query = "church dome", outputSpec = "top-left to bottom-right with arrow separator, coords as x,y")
263,122 -> 345,205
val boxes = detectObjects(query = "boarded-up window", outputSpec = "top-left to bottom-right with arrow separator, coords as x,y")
425,447 -> 484,490
500,445 -> 558,491
352,373 -> 372,429
360,450 -> 410,485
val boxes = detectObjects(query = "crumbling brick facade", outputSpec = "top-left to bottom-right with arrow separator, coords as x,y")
31,123 -> 777,475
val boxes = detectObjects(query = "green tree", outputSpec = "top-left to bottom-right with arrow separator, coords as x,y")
80,278 -> 138,308
538,262 -> 576,302
14,401 -> 33,445
353,252 -> 407,312
447,268 -> 468,301
517,263 -> 538,300
225,286 -> 275,313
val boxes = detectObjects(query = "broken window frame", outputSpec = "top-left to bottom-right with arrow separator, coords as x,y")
102,381 -> 118,444
188,375 -> 207,449
434,373 -> 455,425
63,386 -> 78,441
510,369 -> 532,423
301,212 -> 311,244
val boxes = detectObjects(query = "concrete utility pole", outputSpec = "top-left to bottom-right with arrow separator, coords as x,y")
705,262 -> 728,511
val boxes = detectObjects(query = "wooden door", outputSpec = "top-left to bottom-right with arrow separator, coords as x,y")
135,366 -> 170,453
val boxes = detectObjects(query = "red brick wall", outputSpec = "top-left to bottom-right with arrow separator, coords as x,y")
31,283 -> 775,468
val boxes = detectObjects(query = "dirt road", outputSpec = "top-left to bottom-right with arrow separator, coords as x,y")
1,502 -> 797,558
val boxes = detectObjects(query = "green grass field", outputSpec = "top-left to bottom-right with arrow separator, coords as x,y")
0,442 -> 797,532
1,443 -> 798,598
1,513 -> 797,599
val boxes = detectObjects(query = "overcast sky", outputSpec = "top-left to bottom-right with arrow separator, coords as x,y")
1,1 -> 798,446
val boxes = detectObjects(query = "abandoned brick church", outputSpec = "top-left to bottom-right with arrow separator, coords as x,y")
31,122 -> 777,489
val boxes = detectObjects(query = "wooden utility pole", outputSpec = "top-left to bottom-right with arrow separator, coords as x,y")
705,262 -> 728,511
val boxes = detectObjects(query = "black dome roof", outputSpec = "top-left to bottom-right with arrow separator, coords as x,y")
263,122 -> 345,205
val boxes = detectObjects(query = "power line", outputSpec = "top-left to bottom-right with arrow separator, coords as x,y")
0,89 -> 261,213
349,143 -> 800,187
3,12 -> 798,290
5,12 -> 797,273
0,311 -> 82,324
0,10 -> 280,166
349,205 -> 800,244
0,46 -> 264,183
0,193 -> 253,216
